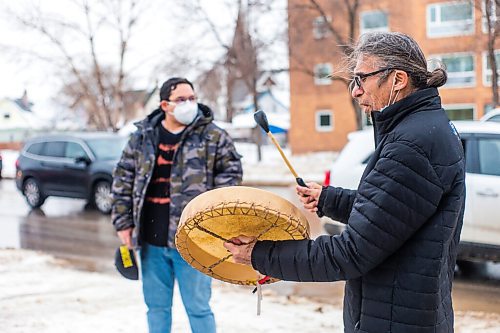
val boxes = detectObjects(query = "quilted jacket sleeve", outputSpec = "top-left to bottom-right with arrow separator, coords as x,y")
111,135 -> 137,231
318,186 -> 357,223
213,130 -> 243,187
251,140 -> 444,282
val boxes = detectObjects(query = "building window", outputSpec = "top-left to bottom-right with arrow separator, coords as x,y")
314,63 -> 333,85
315,110 -> 334,132
360,10 -> 389,34
482,0 -> 498,33
482,51 -> 500,86
427,1 -> 474,38
430,53 -> 475,87
443,104 -> 475,120
313,16 -> 331,39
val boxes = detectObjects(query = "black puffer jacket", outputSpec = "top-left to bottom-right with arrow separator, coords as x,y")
251,88 -> 465,333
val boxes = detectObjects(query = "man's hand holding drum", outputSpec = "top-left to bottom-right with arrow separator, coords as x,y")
223,235 -> 257,265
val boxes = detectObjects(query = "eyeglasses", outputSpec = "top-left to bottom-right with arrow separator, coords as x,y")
351,67 -> 397,90
169,96 -> 197,104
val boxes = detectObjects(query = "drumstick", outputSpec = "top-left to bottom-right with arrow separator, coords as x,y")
254,110 -> 324,217
253,110 -> 307,187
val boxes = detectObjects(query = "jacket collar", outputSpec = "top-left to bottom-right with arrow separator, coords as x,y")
371,87 -> 441,136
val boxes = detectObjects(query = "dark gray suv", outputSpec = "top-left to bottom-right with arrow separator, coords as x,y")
15,132 -> 128,214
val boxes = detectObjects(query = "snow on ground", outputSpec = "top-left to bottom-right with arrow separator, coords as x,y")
1,149 -> 18,178
0,249 -> 343,333
234,142 -> 337,185
1,249 -> 499,333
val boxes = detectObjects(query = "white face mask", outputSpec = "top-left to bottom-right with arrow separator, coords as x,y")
169,101 -> 199,125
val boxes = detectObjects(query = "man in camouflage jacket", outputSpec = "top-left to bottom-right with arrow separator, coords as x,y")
112,77 -> 242,333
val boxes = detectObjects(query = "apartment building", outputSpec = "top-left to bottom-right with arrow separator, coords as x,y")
288,0 -> 500,153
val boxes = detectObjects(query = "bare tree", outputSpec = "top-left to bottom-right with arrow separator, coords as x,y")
173,0 -> 281,121
294,0 -> 499,120
2,0 -> 153,131
480,0 -> 500,108
170,0 -> 287,160
289,0 -> 366,129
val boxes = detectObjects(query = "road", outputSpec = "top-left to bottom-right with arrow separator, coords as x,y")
1,179 -> 500,316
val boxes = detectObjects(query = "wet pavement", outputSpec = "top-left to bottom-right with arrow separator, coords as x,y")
0,179 -> 119,272
1,179 -> 500,316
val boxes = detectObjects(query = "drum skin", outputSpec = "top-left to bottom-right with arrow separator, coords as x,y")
175,186 -> 310,285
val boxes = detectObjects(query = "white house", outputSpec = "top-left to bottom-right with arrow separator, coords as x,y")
0,98 -> 46,144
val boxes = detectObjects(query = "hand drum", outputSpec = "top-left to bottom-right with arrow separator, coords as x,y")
175,186 -> 310,285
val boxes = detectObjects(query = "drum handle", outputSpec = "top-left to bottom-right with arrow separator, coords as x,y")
253,275 -> 270,316
252,275 -> 271,294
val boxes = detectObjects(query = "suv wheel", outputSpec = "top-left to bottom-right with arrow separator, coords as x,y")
23,178 -> 46,208
93,181 -> 112,214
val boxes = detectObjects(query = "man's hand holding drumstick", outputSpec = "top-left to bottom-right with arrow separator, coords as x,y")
296,182 -> 323,213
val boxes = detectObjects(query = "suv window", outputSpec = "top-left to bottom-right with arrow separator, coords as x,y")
478,138 -> 500,176
85,137 -> 127,160
487,114 -> 500,122
26,142 -> 45,156
43,141 -> 66,158
65,142 -> 88,159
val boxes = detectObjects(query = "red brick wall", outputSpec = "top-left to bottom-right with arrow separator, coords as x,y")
0,142 -> 22,150
288,0 -> 500,154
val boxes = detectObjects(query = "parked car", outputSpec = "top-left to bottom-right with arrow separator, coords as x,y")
323,121 -> 500,264
480,108 -> 500,123
15,132 -> 128,214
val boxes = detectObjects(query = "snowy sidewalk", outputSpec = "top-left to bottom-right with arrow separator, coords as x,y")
0,249 -> 342,333
1,249 -> 499,333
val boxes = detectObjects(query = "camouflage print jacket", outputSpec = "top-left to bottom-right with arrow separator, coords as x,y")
111,104 -> 243,248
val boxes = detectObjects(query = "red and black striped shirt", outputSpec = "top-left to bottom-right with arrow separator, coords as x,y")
141,125 -> 183,246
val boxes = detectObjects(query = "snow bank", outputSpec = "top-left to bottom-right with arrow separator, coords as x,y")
0,149 -> 18,178
234,142 -> 337,185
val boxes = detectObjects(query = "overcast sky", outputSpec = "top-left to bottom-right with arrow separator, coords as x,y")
0,0 -> 287,119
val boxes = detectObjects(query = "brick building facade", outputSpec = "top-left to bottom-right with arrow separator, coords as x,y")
288,0 -> 500,153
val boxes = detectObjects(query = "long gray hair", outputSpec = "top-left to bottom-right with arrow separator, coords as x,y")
350,32 -> 447,89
